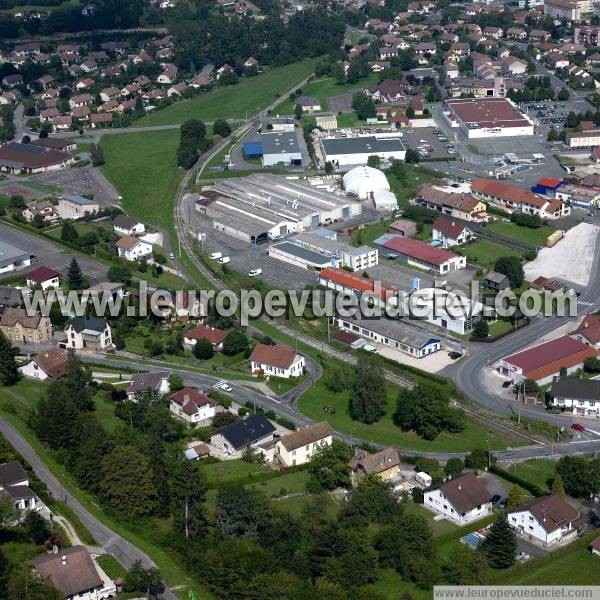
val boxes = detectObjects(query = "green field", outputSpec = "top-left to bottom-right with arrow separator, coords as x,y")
485,221 -> 555,247
96,554 -> 126,580
199,459 -> 272,487
505,458 -> 557,491
457,239 -> 521,269
274,72 -> 379,115
135,59 -> 320,127
100,129 -> 183,231
298,379 -> 523,451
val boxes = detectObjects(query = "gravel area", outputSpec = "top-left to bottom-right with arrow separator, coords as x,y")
524,222 -> 599,287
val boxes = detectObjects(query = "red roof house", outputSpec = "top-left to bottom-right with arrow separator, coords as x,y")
249,343 -> 305,379
26,266 -> 60,289
183,323 -> 228,349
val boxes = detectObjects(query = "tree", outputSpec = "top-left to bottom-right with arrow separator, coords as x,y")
106,261 -> 132,286
405,148 -> 420,164
215,485 -> 269,539
213,119 -> 231,138
494,255 -> 524,288
90,142 -> 105,167
406,105 -> 415,119
123,561 -> 162,596
444,458 -> 464,478
176,142 -> 198,169
349,356 -> 387,424
6,566 -> 63,600
60,221 -> 79,243
0,331 -> 19,386
0,494 -> 19,527
547,127 -> 558,142
367,155 -> 381,168
558,87 -> 570,101
465,449 -> 492,470
481,515 -> 516,569
556,455 -> 600,498
552,473 -> 566,498
340,475 -> 402,527
193,337 -> 214,359
472,319 -> 489,339
100,445 -> 157,519
308,440 -> 353,490
171,459 -> 208,543
444,545 -> 487,584
32,213 -> 45,229
222,329 -> 248,356
294,103 -> 303,120
23,510 -> 51,544
395,381 -> 464,440
351,92 -> 376,120
67,257 -> 83,290
324,161 -> 334,174
506,484 -> 527,509
584,356 -> 600,373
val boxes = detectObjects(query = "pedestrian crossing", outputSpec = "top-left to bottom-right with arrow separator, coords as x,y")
212,379 -> 232,391
578,300 -> 593,307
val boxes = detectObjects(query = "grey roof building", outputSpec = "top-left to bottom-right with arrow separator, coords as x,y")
259,131 -> 302,166
321,135 -> 406,166
268,240 -> 334,270
0,241 -> 32,273
549,377 -> 600,416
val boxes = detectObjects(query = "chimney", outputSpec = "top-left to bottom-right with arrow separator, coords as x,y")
458,482 -> 462,491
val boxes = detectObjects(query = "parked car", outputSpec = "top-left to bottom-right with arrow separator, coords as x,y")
448,351 -> 462,360
219,382 -> 232,392
248,268 -> 262,277
570,423 -> 586,432
219,256 -> 230,264
209,252 -> 222,260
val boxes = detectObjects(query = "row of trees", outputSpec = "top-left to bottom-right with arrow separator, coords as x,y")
177,119 -> 213,170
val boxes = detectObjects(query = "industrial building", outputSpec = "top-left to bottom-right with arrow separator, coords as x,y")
0,241 -> 32,274
268,241 -> 336,271
194,173 -> 360,244
374,234 -> 466,274
343,165 -> 398,211
332,314 -> 441,359
566,129 -> 600,149
444,98 -> 534,139
0,141 -> 73,173
242,131 -> 302,166
321,134 -> 406,166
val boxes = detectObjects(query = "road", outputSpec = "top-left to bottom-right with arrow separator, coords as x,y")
0,416 -> 178,600
0,221 -> 108,284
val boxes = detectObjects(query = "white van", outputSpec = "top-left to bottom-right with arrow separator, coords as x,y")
219,256 -> 230,264
248,268 -> 262,277
209,252 -> 222,260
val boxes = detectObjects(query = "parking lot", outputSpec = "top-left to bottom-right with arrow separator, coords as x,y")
401,127 -> 456,160
517,101 -> 570,131
32,166 -> 120,206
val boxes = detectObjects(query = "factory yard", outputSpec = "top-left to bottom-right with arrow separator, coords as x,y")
524,222 -> 600,287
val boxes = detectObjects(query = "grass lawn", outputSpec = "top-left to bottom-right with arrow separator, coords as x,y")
457,239 -> 521,269
97,554 -> 126,579
247,469 -> 310,498
336,111 -> 364,128
504,458 -> 557,491
403,501 -> 459,537
46,498 -> 98,545
489,534 -> 600,585
485,221 -> 555,247
199,459 -> 272,488
0,378 -> 48,411
136,59 -> 320,127
100,129 -> 183,231
298,379 -> 523,451
387,166 -> 438,209
266,375 -> 304,396
93,390 -> 124,434
274,72 -> 379,115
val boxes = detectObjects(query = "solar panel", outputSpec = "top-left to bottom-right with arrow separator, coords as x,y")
8,142 -> 45,154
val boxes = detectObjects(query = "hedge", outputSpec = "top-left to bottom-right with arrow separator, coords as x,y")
490,464 -> 544,496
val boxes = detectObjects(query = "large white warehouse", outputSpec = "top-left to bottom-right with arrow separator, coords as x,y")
343,166 -> 398,211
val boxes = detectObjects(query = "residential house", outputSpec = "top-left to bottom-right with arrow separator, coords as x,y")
30,546 -> 116,600
275,421 -> 333,466
249,343 -> 305,379
294,96 -> 321,113
157,65 -> 178,85
90,113 -> 113,128
0,461 -> 42,516
99,87 -> 120,102
113,214 -> 145,236
0,308 -> 52,345
18,347 -> 68,382
432,216 -> 474,247
57,194 -> 99,220
549,376 -> 600,417
364,79 -> 412,104
26,266 -> 60,290
23,200 -> 59,224
484,271 -> 511,292
571,314 -> 600,348
0,241 -> 32,274
424,472 -> 492,525
64,317 -> 112,351
128,370 -> 171,400
169,387 -> 217,427
210,414 -> 277,459
348,447 -> 404,486
116,235 -> 153,261
52,115 -> 72,131
183,323 -> 228,350
418,184 -> 488,222
69,93 -> 93,109
508,495 -> 579,547
167,83 -> 188,97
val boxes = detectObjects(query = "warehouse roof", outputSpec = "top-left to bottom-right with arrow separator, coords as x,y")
0,241 -> 30,269
260,131 -> 300,155
270,241 -> 332,266
322,135 -> 406,156
375,234 -> 460,266
446,97 -> 532,129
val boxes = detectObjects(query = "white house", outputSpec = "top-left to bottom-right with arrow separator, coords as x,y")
30,546 -> 117,600
249,343 -> 305,379
275,421 -> 333,467
18,348 -> 67,381
116,235 -> 153,261
25,265 -> 60,290
432,216 -> 474,247
0,461 -> 44,516
210,414 -> 276,459
507,495 -> 579,547
169,387 -> 217,427
64,317 -> 112,351
183,323 -> 228,350
424,472 -> 492,525
113,214 -> 145,236
127,371 -> 171,400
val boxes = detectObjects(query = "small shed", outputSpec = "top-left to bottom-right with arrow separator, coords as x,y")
388,219 -> 417,237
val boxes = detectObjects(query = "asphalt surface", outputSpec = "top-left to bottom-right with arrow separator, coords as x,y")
0,416 -> 178,600
0,222 -> 108,284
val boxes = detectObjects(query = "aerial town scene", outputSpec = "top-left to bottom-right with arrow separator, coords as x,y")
2,0 -> 600,598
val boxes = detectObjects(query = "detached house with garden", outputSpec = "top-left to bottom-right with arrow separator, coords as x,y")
249,343 -> 305,379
